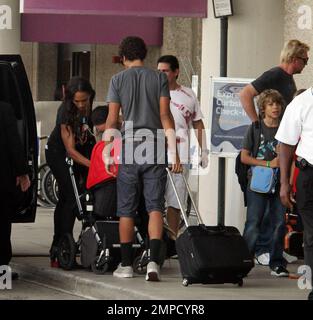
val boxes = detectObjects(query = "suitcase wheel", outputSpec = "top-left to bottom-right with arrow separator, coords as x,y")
237,279 -> 243,287
182,279 -> 189,287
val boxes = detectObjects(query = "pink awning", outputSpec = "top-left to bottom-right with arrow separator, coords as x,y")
21,14 -> 163,45
23,0 -> 208,18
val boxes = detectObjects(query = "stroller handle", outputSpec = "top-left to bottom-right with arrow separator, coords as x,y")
65,156 -> 74,167
65,157 -> 84,217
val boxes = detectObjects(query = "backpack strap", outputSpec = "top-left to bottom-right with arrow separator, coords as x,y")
251,120 -> 261,158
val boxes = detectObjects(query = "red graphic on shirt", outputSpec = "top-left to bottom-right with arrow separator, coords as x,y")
171,101 -> 194,124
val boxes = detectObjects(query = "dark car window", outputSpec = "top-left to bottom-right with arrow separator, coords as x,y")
0,62 -> 26,152
0,62 -> 23,119
0,56 -> 37,223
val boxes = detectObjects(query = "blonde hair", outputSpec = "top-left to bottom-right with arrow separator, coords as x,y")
257,89 -> 285,119
280,39 -> 310,64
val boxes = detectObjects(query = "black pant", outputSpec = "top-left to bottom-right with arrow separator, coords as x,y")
296,167 -> 313,285
0,192 -> 13,266
45,148 -> 80,248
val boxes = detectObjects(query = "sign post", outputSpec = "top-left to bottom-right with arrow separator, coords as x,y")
212,0 -> 233,225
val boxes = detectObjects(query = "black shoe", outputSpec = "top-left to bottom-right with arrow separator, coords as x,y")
308,290 -> 313,300
12,272 -> 19,280
270,266 -> 289,277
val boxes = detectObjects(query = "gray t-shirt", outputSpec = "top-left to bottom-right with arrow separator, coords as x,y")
242,121 -> 279,161
107,66 -> 170,140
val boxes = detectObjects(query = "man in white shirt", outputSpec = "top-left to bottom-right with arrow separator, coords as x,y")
276,88 -> 313,300
157,55 -> 208,240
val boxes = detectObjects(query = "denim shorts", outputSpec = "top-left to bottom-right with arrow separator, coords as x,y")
116,163 -> 167,218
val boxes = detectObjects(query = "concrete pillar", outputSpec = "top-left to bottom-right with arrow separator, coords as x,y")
94,44 -> 161,102
94,44 -> 121,102
36,43 -> 58,100
162,17 -> 202,89
0,0 -> 20,54
285,0 -> 313,89
199,0 -> 284,232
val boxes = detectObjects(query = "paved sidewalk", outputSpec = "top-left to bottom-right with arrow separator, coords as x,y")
9,208 -> 309,300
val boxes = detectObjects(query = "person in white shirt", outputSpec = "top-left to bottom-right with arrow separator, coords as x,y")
157,55 -> 208,241
276,88 -> 313,300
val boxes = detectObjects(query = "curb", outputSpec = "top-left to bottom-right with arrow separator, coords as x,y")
11,261 -> 161,300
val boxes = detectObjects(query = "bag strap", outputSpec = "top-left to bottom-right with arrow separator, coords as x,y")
251,120 -> 262,158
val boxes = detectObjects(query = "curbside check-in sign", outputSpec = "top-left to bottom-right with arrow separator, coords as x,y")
210,77 -> 254,157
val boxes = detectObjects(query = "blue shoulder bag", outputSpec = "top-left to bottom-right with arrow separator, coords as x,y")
250,166 -> 278,194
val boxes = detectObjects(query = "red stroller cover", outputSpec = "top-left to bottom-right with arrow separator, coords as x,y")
86,140 -> 120,189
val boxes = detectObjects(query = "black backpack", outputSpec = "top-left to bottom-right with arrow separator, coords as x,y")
235,121 -> 261,206
235,152 -> 249,194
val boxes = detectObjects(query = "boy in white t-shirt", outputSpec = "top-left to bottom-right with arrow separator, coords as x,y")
157,55 -> 208,242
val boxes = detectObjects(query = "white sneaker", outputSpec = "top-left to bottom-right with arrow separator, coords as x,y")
283,251 -> 298,264
254,252 -> 270,266
113,263 -> 134,278
145,261 -> 161,281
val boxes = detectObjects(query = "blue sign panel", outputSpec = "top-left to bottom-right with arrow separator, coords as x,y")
210,77 -> 254,157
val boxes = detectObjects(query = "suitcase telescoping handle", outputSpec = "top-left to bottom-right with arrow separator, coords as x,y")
166,167 -> 204,227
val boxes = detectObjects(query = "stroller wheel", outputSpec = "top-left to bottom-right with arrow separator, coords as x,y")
58,234 -> 77,270
91,256 -> 109,274
133,254 -> 149,274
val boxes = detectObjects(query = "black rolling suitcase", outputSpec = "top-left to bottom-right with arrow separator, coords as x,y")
166,168 -> 254,287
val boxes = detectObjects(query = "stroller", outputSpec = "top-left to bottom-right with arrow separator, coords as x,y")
57,142 -> 167,274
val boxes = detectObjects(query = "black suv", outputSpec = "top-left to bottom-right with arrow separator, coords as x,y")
0,55 -> 37,222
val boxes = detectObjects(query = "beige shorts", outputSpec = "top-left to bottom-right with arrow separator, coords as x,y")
165,169 -> 188,210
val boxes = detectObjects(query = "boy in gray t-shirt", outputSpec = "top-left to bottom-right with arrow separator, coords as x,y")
104,36 -> 181,281
241,89 -> 289,277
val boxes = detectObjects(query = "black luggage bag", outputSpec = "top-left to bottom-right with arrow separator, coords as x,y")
166,168 -> 254,287
176,225 -> 254,286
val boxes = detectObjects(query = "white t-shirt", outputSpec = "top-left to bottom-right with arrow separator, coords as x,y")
169,85 -> 203,163
275,87 -> 313,165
